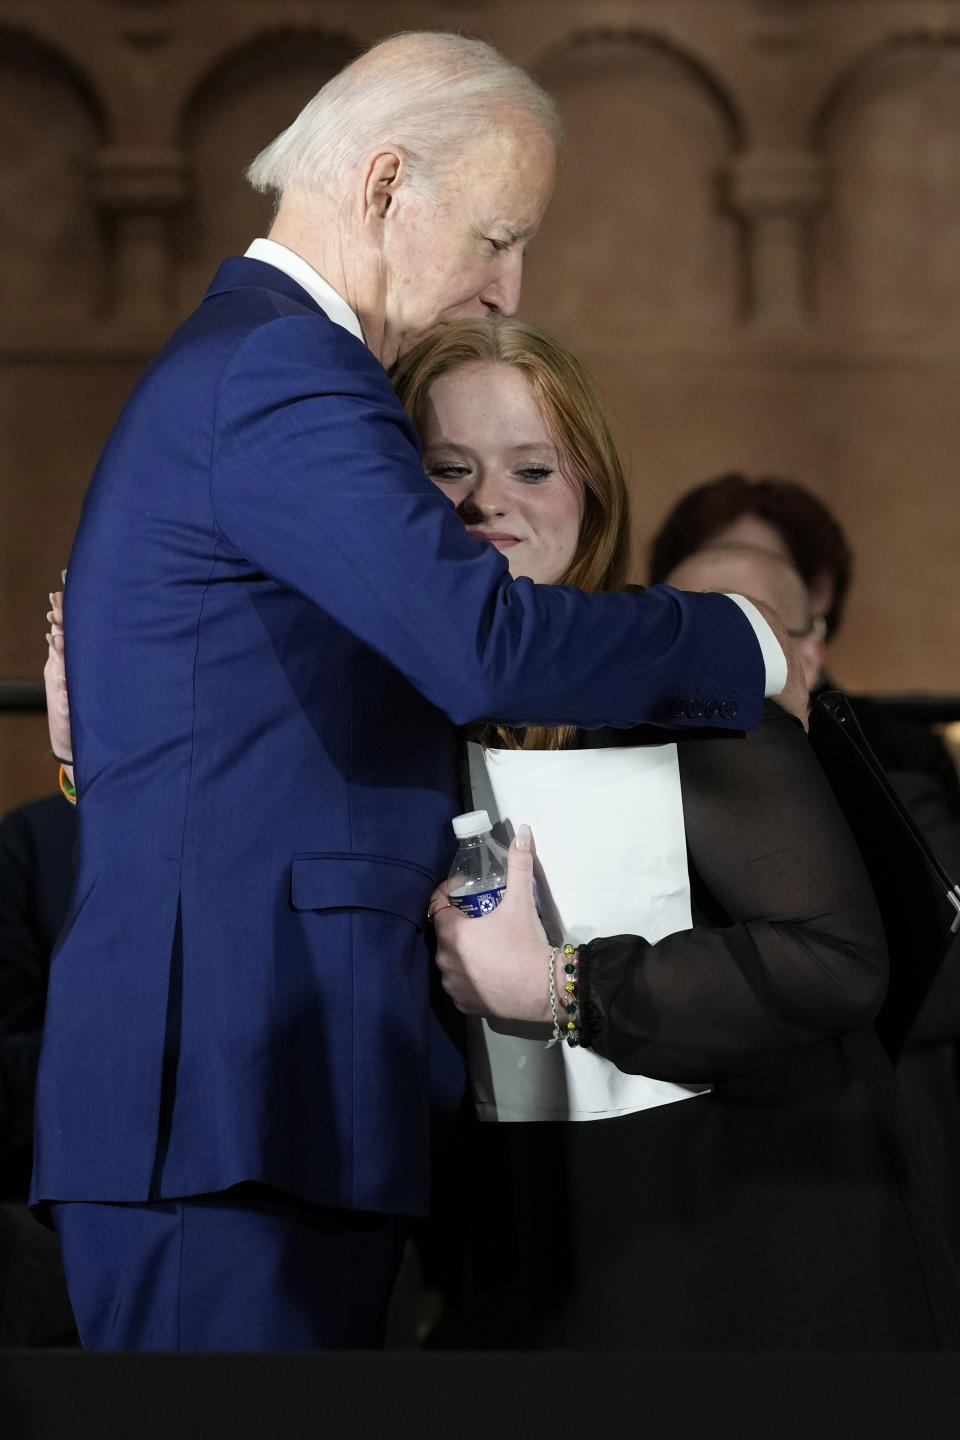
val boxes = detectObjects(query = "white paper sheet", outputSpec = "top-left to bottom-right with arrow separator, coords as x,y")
466,741 -> 711,1122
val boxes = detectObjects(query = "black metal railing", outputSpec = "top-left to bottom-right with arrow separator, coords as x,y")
0,681 -> 45,711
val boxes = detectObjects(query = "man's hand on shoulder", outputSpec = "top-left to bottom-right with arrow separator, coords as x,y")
744,594 -> 810,729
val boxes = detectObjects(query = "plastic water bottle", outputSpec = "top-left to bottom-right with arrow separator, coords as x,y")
447,810 -> 508,917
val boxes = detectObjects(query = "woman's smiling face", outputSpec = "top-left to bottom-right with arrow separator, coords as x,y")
418,360 -> 583,585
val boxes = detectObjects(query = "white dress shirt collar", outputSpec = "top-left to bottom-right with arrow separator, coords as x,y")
244,238 -> 364,344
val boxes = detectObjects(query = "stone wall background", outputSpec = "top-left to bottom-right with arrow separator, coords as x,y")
3,0 -> 960,809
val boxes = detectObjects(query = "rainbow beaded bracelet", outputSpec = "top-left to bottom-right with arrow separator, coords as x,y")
58,764 -> 77,806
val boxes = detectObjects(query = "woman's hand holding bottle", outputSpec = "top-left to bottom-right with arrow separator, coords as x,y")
429,824 -> 554,1021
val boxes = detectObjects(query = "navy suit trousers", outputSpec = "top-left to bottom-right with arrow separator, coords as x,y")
52,1186 -> 403,1350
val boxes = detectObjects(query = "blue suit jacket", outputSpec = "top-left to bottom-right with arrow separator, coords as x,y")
32,259 -> 764,1216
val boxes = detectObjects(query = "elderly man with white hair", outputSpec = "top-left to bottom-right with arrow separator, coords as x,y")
33,32 -> 802,1350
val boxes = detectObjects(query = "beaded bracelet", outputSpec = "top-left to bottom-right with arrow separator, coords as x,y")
546,943 -> 580,1048
58,764 -> 77,806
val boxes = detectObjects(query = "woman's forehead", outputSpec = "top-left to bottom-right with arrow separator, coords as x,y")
424,362 -> 555,441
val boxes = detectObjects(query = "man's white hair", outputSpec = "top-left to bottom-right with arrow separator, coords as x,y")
246,31 -> 561,200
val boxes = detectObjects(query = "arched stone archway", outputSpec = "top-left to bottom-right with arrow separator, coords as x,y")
175,27 -> 360,315
521,29 -> 744,345
0,25 -> 108,324
814,33 -> 960,334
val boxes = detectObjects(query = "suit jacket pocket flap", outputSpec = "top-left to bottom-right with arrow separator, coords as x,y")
290,853 -> 434,928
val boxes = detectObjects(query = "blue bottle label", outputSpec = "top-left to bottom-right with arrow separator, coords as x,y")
450,886 -> 505,918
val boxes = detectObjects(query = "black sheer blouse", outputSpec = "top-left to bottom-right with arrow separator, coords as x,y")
578,703 -> 888,1082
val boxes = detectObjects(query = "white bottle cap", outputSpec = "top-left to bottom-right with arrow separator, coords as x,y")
452,809 -> 493,839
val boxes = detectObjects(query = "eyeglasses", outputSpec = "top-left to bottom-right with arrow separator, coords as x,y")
787,615 -> 828,640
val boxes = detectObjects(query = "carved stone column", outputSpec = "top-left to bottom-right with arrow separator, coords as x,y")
93,147 -> 188,325
728,149 -> 825,327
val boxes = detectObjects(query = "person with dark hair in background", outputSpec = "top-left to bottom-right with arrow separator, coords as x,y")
649,472 -> 853,641
649,472 -> 960,1258
649,471 -> 960,816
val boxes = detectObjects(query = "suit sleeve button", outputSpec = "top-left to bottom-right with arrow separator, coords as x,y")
720,699 -> 738,720
704,699 -> 719,718
686,698 -> 705,719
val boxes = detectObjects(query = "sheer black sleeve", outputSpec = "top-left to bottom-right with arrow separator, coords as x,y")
578,704 -> 888,1082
